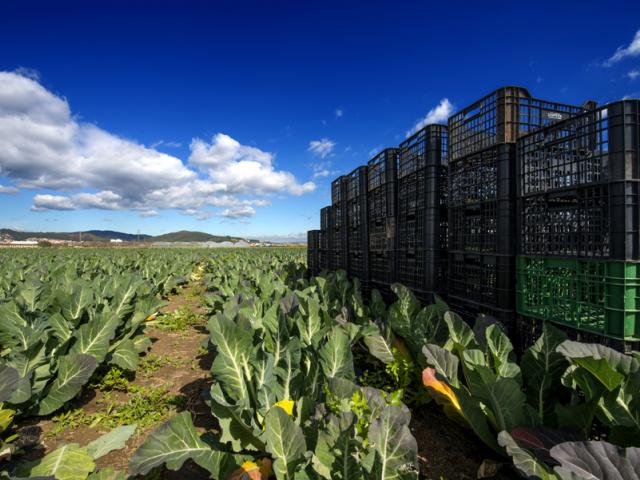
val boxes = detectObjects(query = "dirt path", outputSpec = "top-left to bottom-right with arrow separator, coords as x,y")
20,284 -> 216,474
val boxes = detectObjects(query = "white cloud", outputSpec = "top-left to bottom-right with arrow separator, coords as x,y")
139,210 -> 158,217
189,133 -> 315,196
604,29 -> 640,66
407,98 -> 454,137
0,71 -> 314,217
335,108 -> 343,118
221,206 -> 255,218
0,185 -> 18,194
628,69 -> 640,80
308,138 -> 335,158
150,140 -> 182,148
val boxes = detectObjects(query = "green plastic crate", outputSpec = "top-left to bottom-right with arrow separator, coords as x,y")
516,256 -> 640,340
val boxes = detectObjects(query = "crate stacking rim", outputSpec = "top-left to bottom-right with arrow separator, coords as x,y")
516,256 -> 640,340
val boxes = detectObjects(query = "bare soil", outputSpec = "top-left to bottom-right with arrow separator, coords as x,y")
16,285 -> 216,475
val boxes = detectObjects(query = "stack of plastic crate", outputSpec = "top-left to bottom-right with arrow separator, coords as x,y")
307,230 -> 320,277
346,166 -> 369,289
319,206 -> 332,272
367,148 -> 399,299
447,86 -> 586,330
331,176 -> 349,271
516,100 -> 640,352
396,125 -> 449,304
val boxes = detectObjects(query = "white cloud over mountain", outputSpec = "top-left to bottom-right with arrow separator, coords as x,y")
0,71 -> 315,218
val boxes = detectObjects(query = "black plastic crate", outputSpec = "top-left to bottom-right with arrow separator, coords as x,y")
347,166 -> 368,253
319,249 -> 329,272
396,249 -> 447,295
332,176 -> 349,206
448,144 -> 516,255
518,181 -> 640,259
449,200 -> 515,254
369,216 -> 396,251
448,86 -> 588,161
307,230 -> 320,251
370,249 -> 395,285
348,250 -> 369,282
368,148 -> 399,191
319,230 -> 328,251
369,182 -> 396,220
330,249 -> 348,271
517,100 -> 640,196
397,207 -> 448,251
307,248 -> 319,277
320,206 -> 332,231
447,295 -> 517,338
398,166 -> 448,211
516,315 -> 640,355
399,125 -> 448,178
449,143 -> 515,207
448,252 -> 515,311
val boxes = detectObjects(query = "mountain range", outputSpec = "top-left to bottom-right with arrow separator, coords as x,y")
0,229 -> 261,243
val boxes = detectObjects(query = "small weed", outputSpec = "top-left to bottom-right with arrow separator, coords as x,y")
49,386 -> 186,436
139,353 -> 185,376
150,306 -> 204,333
89,366 -> 137,393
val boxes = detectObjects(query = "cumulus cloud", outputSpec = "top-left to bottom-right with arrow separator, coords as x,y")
628,69 -> 640,80
308,138 -> 335,158
604,29 -> 640,66
0,71 -> 314,217
221,206 -> 255,218
407,98 -> 454,137
189,133 -> 315,196
139,210 -> 158,217
0,185 -> 18,194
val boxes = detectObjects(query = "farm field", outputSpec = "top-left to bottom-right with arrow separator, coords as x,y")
0,247 -> 638,480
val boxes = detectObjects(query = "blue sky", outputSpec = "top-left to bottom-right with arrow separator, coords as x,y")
1,0 -> 639,240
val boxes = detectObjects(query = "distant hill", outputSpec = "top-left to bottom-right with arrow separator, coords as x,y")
151,230 -> 245,243
0,229 -> 107,242
0,228 -> 253,243
86,230 -> 152,241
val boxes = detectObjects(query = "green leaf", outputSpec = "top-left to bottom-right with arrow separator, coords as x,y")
208,314 -> 253,404
86,425 -> 136,460
367,405 -> 418,480
313,412 -> 363,480
265,406 -> 307,480
87,468 -> 127,480
29,444 -> 96,480
35,354 -> 97,416
443,312 -> 478,353
422,344 -> 460,387
497,431 -> 556,480
209,384 -> 265,451
109,339 -> 139,371
363,332 -> 396,365
387,284 -> 420,340
521,323 -> 569,425
557,341 -> 639,391
318,326 -> 354,380
0,366 -> 20,402
551,441 -> 640,480
69,310 -> 120,363
129,412 -> 230,476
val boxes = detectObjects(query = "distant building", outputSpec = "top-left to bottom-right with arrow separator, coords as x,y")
110,238 -> 124,243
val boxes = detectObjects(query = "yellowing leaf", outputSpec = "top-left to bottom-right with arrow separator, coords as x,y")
227,460 -> 261,480
422,367 -> 462,415
392,337 -> 411,361
273,399 -> 294,416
